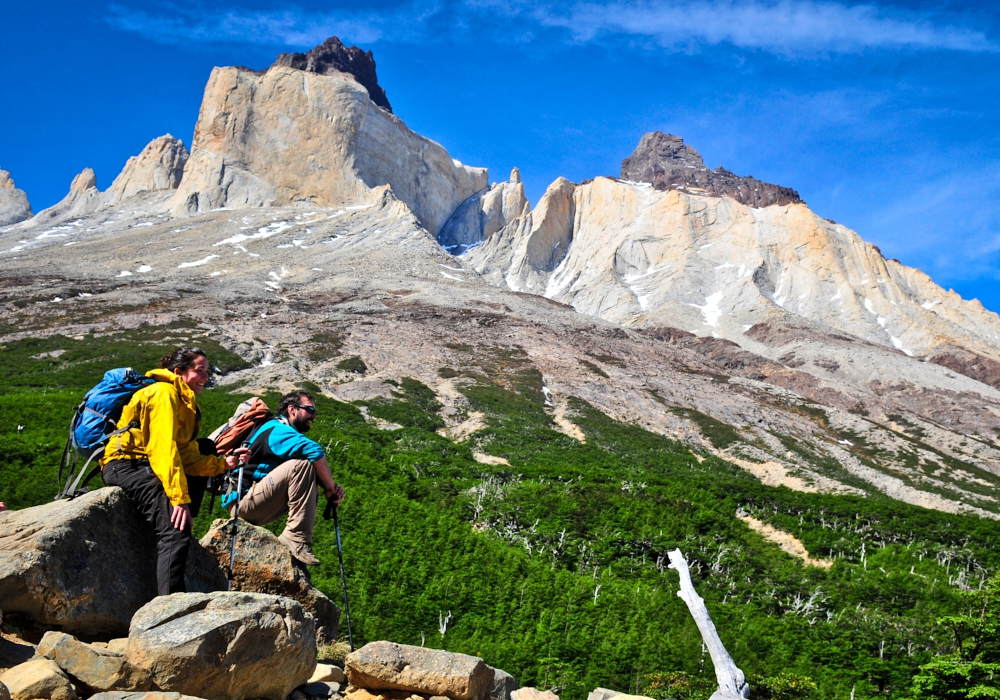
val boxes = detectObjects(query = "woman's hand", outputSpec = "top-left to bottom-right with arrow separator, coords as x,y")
170,504 -> 191,531
225,448 -> 251,471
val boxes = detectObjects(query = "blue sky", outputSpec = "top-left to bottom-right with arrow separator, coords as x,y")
2,1 -> 998,312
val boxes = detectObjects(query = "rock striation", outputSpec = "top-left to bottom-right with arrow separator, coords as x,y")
620,132 -> 801,208
0,170 -> 31,226
273,36 -> 392,113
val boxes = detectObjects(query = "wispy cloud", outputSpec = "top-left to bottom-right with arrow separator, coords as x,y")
106,0 -> 998,56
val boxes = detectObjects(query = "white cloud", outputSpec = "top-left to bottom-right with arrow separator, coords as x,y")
106,0 -> 997,56
535,1 -> 998,55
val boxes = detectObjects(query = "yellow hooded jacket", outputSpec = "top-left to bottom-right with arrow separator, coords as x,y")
101,368 -> 226,506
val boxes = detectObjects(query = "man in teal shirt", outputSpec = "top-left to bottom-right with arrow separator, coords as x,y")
224,391 -> 344,565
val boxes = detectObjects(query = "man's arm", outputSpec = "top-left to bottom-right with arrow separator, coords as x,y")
313,457 -> 343,506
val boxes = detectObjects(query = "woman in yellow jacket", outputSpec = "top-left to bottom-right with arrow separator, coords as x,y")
102,347 -> 247,595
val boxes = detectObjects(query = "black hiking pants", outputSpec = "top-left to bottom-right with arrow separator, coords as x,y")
102,459 -> 194,596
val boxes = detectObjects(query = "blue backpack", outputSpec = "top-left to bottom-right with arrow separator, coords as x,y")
57,368 -> 155,499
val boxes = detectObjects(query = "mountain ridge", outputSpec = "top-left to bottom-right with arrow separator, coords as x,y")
2,35 -> 999,519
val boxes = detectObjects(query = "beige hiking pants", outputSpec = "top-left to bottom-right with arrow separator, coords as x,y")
229,459 -> 317,546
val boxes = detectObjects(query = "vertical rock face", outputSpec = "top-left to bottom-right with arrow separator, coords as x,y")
272,36 -> 392,113
621,131 -> 802,208
463,175 -> 1000,365
107,135 -> 189,204
439,168 -> 530,253
0,170 -> 32,226
463,176 -> 575,292
173,64 -> 486,236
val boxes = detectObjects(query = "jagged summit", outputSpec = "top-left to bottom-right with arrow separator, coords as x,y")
621,131 -> 802,208
0,169 -> 32,225
272,36 -> 392,113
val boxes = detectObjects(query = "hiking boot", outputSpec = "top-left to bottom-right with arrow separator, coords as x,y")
279,533 -> 321,566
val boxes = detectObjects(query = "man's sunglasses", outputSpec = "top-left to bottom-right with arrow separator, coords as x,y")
294,404 -> 317,415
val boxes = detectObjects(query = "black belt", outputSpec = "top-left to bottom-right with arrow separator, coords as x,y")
104,457 -> 148,470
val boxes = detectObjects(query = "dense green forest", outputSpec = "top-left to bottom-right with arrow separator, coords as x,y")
2,329 -> 998,700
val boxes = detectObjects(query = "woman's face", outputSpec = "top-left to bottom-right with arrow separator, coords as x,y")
179,355 -> 210,394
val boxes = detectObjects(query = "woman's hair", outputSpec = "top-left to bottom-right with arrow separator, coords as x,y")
160,347 -> 207,373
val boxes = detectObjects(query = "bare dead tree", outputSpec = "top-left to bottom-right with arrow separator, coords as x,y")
668,549 -> 750,700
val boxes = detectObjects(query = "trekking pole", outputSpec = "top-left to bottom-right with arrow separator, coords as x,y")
226,442 -> 250,591
325,499 -> 355,651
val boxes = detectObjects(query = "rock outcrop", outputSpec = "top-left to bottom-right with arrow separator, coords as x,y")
272,36 -> 392,113
127,592 -> 315,700
37,632 -> 152,694
0,170 -> 31,226
439,169 -> 529,253
345,642 -> 493,700
620,132 -> 801,208
107,136 -> 189,204
30,168 -> 104,223
198,519 -> 340,644
463,175 -> 1000,368
172,51 -> 486,236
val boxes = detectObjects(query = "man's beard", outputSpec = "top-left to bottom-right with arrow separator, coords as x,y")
292,416 -> 312,433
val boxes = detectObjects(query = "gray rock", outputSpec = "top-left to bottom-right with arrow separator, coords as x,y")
345,641 -> 492,700
0,487 -> 225,636
0,680 -> 8,700
299,682 -> 339,698
198,519 -> 339,643
0,170 -> 31,226
272,36 -> 392,113
37,631 -> 152,693
310,664 -> 346,684
0,488 -> 156,635
489,668 -> 519,700
620,132 -> 802,208
0,658 -> 77,700
127,592 -> 316,700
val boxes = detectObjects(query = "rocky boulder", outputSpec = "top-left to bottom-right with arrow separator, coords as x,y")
0,488 -> 157,635
510,691 -> 557,700
199,519 -> 340,644
0,170 -> 31,226
620,131 -> 801,208
0,488 -> 227,636
37,632 -> 152,694
0,658 -> 77,700
273,36 -> 392,113
345,642 -> 492,700
489,668 -> 519,700
127,592 -> 316,700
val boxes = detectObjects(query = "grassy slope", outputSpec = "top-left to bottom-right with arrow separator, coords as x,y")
1,332 -> 997,699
